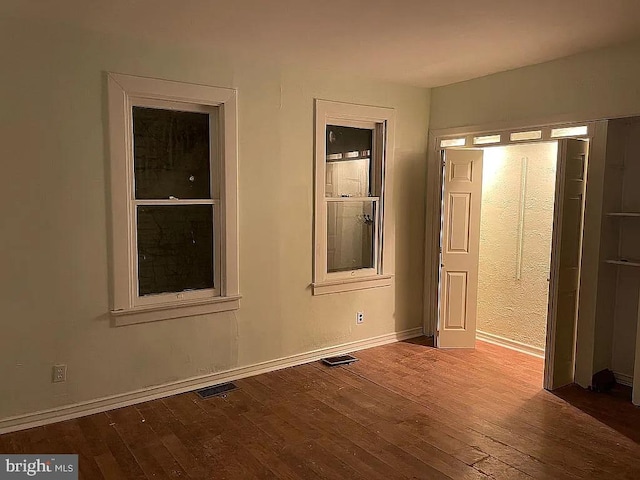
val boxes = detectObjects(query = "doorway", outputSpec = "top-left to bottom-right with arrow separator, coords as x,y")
432,128 -> 590,390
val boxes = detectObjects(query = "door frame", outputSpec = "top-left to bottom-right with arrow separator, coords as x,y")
424,118 -> 608,389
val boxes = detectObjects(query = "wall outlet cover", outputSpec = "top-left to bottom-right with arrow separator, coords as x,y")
53,364 -> 67,383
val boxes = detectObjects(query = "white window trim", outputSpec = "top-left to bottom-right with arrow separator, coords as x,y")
313,100 -> 396,295
107,73 -> 240,325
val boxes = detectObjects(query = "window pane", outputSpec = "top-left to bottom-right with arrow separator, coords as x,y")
326,125 -> 372,197
473,134 -> 501,145
327,201 -> 375,272
510,130 -> 542,141
440,138 -> 466,147
137,205 -> 213,296
550,125 -> 588,138
133,106 -> 211,200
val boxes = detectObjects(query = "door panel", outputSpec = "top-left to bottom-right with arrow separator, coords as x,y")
448,193 -> 471,252
438,148 -> 483,348
545,138 -> 589,390
443,271 -> 468,329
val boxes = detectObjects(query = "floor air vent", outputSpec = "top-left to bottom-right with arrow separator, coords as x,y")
321,354 -> 358,367
196,382 -> 238,399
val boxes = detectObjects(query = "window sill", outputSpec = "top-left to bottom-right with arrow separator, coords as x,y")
312,275 -> 392,295
111,295 -> 241,326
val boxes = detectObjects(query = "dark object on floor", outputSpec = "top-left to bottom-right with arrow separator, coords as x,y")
321,354 -> 358,367
196,382 -> 238,398
590,369 -> 616,393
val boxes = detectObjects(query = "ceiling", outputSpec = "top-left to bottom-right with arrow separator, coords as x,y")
5,0 -> 640,87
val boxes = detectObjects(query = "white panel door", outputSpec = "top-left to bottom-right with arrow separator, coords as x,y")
545,138 -> 589,390
438,149 -> 484,348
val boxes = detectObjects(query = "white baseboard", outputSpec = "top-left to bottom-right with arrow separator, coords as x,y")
0,327 -> 423,434
476,330 -> 545,358
613,371 -> 633,387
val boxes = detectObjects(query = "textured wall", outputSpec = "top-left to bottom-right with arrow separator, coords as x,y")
0,15 -> 429,420
477,143 -> 558,349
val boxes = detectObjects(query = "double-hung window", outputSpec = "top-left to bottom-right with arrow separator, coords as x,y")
107,73 -> 239,325
313,100 -> 396,295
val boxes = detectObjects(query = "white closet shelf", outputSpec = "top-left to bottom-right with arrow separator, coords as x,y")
606,212 -> 640,217
606,259 -> 640,267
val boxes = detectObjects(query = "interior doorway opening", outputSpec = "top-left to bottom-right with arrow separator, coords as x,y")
430,119 -> 640,404
435,131 -> 590,391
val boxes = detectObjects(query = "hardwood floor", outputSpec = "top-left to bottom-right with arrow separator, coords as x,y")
2,338 -> 640,479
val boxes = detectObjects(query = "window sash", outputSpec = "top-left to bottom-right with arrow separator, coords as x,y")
321,124 -> 384,281
129,101 -> 221,202
128,102 -> 220,308
325,197 -> 379,279
132,200 -> 221,305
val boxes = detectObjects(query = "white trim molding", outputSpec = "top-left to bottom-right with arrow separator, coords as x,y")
0,327 -> 423,434
312,275 -> 393,295
476,331 -> 545,358
111,295 -> 242,326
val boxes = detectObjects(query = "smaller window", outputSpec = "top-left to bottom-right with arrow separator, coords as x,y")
314,100 -> 395,295
473,134 -> 501,145
440,138 -> 466,148
510,130 -> 542,141
551,126 -> 588,138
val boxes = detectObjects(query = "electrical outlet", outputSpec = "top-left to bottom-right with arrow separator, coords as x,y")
356,311 -> 364,324
52,364 -> 67,383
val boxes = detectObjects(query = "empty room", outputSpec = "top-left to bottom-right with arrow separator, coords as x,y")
2,1 -> 640,479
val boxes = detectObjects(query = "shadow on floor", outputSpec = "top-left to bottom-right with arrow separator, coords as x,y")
552,383 -> 640,444
401,336 -> 435,347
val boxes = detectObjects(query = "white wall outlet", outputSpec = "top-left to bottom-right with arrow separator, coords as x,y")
52,364 -> 67,383
356,311 -> 364,324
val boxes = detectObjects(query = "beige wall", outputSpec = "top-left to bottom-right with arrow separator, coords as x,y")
430,38 -> 640,387
430,39 -> 640,130
0,16 -> 429,420
477,143 -> 557,349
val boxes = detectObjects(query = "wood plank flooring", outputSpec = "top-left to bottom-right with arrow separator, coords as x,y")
2,338 -> 640,479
